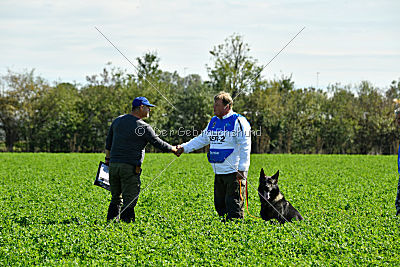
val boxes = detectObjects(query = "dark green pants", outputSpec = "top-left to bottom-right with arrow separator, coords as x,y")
214,172 -> 246,220
107,162 -> 141,222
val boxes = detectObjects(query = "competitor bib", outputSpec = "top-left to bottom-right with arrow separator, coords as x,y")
207,148 -> 234,163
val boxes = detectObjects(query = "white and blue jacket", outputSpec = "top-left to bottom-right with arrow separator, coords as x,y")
182,110 -> 251,174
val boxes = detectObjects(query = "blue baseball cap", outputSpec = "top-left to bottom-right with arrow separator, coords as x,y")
132,97 -> 155,107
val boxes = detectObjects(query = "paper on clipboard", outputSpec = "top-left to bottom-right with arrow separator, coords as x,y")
94,161 -> 110,191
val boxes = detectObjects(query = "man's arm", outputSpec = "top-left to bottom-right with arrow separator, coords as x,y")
105,149 -> 111,165
105,121 -> 114,165
236,116 -> 251,175
143,124 -> 174,152
181,126 -> 210,153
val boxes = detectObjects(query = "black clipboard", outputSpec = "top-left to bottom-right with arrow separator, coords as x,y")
94,161 -> 110,191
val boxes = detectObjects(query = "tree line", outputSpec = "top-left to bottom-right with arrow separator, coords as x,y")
1,34 -> 400,154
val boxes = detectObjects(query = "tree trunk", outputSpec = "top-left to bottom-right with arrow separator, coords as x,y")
5,129 -> 17,152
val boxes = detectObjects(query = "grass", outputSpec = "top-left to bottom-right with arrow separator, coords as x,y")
0,153 -> 399,265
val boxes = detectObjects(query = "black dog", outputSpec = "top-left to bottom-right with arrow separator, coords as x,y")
258,169 -> 303,223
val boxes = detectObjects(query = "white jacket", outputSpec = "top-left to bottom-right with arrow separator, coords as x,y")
182,110 -> 251,174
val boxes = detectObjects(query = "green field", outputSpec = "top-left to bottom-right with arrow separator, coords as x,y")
1,153 -> 399,265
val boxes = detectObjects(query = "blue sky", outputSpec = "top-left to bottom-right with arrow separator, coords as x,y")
1,0 -> 399,90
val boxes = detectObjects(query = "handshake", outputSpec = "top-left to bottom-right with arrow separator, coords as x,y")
171,145 -> 184,157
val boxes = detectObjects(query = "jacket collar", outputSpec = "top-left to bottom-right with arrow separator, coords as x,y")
221,110 -> 234,119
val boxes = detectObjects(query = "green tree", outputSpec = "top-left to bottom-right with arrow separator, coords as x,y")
207,34 -> 263,99
34,83 -> 81,152
0,87 -> 20,152
354,81 -> 385,154
385,79 -> 400,100
0,69 -> 50,152
322,85 -> 357,154
79,65 -> 134,152
385,79 -> 400,154
136,52 -> 162,83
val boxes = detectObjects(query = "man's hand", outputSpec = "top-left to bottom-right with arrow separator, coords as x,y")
236,170 -> 246,180
176,145 -> 184,156
172,145 -> 184,157
172,145 -> 183,157
105,149 -> 111,166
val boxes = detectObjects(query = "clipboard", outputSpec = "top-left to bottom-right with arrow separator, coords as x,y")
94,161 -> 110,191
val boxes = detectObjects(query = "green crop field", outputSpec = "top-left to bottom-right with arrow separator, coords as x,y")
1,153 -> 399,265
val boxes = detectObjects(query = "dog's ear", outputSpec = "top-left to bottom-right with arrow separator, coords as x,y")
271,170 -> 279,183
259,168 -> 266,182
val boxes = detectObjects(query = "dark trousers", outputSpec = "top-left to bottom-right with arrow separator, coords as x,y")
107,162 -> 141,222
214,172 -> 246,220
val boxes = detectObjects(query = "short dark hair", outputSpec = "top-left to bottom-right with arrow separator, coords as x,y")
132,105 -> 141,112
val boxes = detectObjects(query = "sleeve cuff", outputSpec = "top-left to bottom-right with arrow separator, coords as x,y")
182,144 -> 191,153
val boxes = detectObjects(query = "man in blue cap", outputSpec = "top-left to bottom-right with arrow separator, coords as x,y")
105,97 -> 180,223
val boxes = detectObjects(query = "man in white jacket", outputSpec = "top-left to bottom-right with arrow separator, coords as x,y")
178,92 -> 251,220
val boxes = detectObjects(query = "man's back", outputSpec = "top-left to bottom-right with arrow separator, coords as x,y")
106,114 -> 172,166
106,114 -> 147,166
